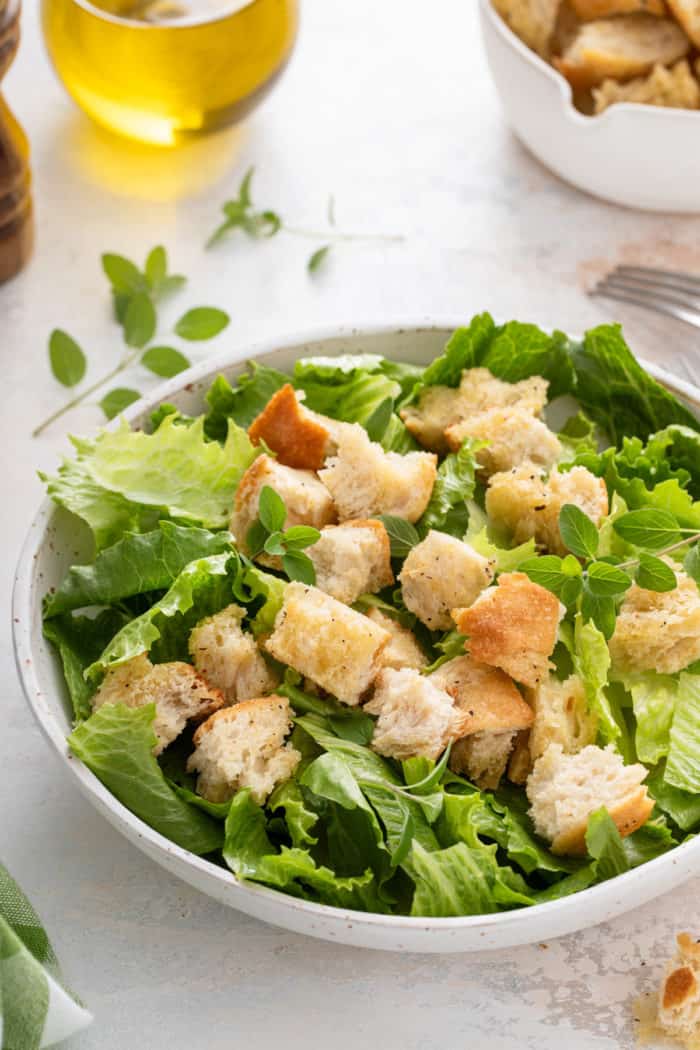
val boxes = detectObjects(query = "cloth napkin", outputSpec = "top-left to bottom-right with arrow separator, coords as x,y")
0,864 -> 92,1049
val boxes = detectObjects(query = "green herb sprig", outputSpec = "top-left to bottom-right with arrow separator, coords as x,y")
521,504 -> 700,639
246,485 -> 320,585
36,246 -> 230,436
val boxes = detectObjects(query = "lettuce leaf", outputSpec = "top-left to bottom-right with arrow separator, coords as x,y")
234,561 -> 287,637
44,522 -> 233,616
68,703 -> 223,854
648,764 -> 700,831
665,673 -> 700,794
557,411 -> 599,462
293,355 -> 401,426
467,527 -> 537,573
416,437 -> 481,537
204,364 -> 289,438
584,807 -> 630,881
623,674 -> 678,766
570,325 -> 700,445
409,841 -> 534,917
42,416 -> 257,549
572,615 -> 623,748
43,609 -> 130,722
268,781 -> 319,848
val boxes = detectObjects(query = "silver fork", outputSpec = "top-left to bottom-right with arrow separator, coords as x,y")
590,264 -> 700,394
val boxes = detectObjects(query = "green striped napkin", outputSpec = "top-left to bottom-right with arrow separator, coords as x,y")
0,864 -> 91,1049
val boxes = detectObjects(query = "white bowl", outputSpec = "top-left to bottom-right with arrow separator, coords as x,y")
478,0 -> 700,213
13,322 -> 700,952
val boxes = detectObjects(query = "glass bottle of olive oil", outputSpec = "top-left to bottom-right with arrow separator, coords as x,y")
41,0 -> 298,146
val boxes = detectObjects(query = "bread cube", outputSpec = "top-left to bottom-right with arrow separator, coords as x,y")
365,607 -> 427,671
307,520 -> 393,605
593,59 -> 700,112
365,668 -> 466,760
399,530 -> 495,631
656,932 -> 700,1049
554,15 -> 690,88
445,407 -> 561,476
609,564 -> 700,674
188,604 -> 279,706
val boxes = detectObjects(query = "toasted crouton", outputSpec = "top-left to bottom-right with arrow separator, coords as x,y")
526,743 -> 654,854
247,384 -> 334,470
187,696 -> 300,804
307,520 -> 393,605
445,408 -> 561,476
554,15 -> 690,88
570,0 -> 666,18
399,530 -> 495,631
593,59 -> 700,111
365,608 -> 428,671
430,655 -> 534,787
188,604 -> 279,706
667,0 -> 700,47
92,654 -> 223,756
485,463 -> 609,555
508,731 -> 533,784
609,564 -> 700,674
528,673 -> 598,763
491,0 -> 563,56
318,424 -> 437,523
265,582 -> 390,705
230,454 -> 337,554
453,572 -> 561,687
400,368 -> 549,453
365,668 -> 467,760
656,932 -> 700,1048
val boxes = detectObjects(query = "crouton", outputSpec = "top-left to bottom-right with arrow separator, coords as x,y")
247,384 -> 334,470
188,604 -> 279,706
667,0 -> 700,47
365,607 -> 428,671
230,454 -> 337,554
445,408 -> 562,476
485,463 -> 608,555
318,424 -> 437,523
92,654 -> 224,756
265,582 -> 390,705
453,572 -> 561,687
593,59 -> 700,111
528,673 -> 598,763
187,696 -> 300,804
508,730 -> 533,784
554,15 -> 690,88
430,655 -> 534,787
656,932 -> 700,1049
491,0 -> 563,56
609,564 -> 700,675
400,367 -> 549,453
526,743 -> 654,854
570,0 -> 666,18
307,519 -> 393,605
365,668 -> 467,760
399,530 -> 495,631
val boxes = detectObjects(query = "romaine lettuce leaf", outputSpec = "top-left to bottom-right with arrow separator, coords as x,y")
417,438 -> 481,537
467,527 -> 537,573
203,363 -> 289,438
409,841 -> 533,917
268,780 -> 319,848
570,325 -> 700,445
233,561 -> 287,637
42,416 -> 257,549
572,614 -> 622,748
648,764 -> 700,831
585,807 -> 630,881
43,609 -> 130,722
68,703 -> 223,854
557,411 -> 600,462
665,673 -> 700,794
293,355 -> 401,427
44,522 -> 233,617
623,674 -> 678,766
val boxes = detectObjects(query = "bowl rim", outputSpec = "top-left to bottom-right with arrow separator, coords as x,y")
13,317 -> 700,935
479,0 -> 700,124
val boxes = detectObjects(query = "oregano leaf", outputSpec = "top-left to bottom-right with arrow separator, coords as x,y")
282,550 -> 316,585
559,504 -> 599,560
48,329 -> 87,387
100,387 -> 141,420
123,292 -> 157,349
636,554 -> 677,593
175,307 -> 230,341
141,345 -> 191,378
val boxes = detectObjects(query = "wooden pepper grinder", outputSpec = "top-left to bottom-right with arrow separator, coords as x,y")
0,0 -> 32,284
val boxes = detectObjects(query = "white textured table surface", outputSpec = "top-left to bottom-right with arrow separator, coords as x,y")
3,2 -> 700,1047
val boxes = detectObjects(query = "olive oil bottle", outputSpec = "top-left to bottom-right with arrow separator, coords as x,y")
41,0 -> 298,146
0,0 -> 33,282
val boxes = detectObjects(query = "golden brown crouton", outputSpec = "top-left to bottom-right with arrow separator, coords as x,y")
593,59 -> 700,111
453,572 -> 561,687
318,424 -> 437,523
491,0 -> 563,56
365,608 -> 428,671
188,604 -> 279,706
187,696 -> 300,804
365,668 -> 468,760
656,932 -> 700,1049
307,520 -> 394,605
609,564 -> 700,675
485,463 -> 609,556
667,0 -> 700,47
526,743 -> 654,854
527,673 -> 598,762
399,530 -> 495,631
265,582 -> 390,705
570,0 -> 666,18
445,408 -> 561,477
92,654 -> 224,755
230,454 -> 337,555
554,15 -> 690,88
247,384 -> 333,470
430,655 -> 534,788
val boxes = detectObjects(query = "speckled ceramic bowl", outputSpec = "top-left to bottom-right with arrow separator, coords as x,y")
13,322 -> 700,952
479,0 -> 700,213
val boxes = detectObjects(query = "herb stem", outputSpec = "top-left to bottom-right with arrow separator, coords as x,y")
33,350 -> 140,437
283,224 -> 404,244
616,531 -> 700,572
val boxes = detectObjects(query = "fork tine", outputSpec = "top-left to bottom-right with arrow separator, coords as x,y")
611,266 -> 700,298
597,276 -> 700,314
589,286 -> 700,331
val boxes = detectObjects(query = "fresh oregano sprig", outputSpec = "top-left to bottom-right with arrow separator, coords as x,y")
521,504 -> 700,639
36,245 -> 231,436
246,485 -> 320,585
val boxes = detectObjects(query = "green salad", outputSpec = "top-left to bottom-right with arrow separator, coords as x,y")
42,314 -> 700,918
